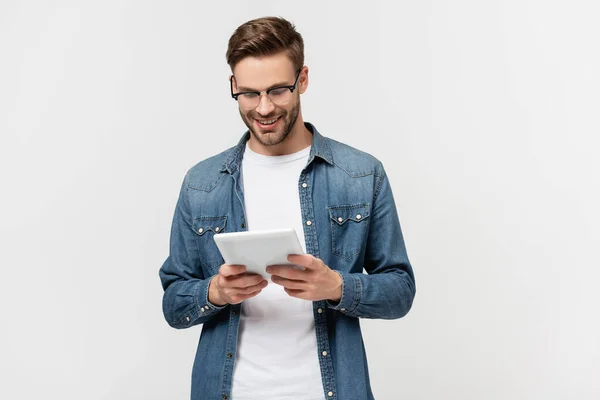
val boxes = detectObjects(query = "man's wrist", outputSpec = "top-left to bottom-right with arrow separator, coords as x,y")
208,276 -> 227,307
327,270 -> 343,303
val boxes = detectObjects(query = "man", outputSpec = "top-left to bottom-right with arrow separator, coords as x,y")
159,16 -> 416,400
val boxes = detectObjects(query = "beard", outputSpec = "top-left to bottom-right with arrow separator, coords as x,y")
239,100 -> 300,147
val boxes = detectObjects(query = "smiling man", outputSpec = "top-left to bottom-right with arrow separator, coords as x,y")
159,16 -> 416,400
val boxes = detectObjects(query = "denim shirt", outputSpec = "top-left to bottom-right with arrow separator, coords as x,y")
159,122 -> 416,400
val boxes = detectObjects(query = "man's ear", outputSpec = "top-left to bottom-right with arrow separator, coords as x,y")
298,66 -> 309,95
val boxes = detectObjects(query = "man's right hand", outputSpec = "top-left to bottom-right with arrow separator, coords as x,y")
208,264 -> 268,306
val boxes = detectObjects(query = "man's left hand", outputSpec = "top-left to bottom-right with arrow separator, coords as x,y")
266,254 -> 342,302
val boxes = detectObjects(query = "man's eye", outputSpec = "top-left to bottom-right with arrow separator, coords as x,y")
241,93 -> 259,99
269,88 -> 288,96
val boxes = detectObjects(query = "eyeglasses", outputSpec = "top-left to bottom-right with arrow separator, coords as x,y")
230,69 -> 302,110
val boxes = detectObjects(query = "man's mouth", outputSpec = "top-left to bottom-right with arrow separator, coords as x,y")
254,116 -> 281,129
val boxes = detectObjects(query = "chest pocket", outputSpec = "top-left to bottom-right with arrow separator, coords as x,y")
328,204 -> 370,260
192,215 -> 227,273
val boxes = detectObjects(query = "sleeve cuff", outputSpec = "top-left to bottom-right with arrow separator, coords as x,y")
326,270 -> 362,315
197,275 -> 228,315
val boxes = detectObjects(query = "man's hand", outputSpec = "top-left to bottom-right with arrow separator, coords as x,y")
208,264 -> 268,306
266,254 -> 342,302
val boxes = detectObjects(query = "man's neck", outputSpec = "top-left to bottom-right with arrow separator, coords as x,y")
248,118 -> 312,156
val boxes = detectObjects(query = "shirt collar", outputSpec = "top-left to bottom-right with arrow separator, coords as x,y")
220,122 -> 333,174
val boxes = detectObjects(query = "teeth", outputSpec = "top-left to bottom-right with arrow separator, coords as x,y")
257,117 -> 278,125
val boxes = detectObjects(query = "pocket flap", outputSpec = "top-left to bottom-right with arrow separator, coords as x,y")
329,204 -> 370,225
193,215 -> 227,236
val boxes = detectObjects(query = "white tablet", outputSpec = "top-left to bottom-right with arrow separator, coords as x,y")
213,228 -> 305,278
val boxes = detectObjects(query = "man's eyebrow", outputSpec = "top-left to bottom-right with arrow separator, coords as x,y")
236,80 -> 290,92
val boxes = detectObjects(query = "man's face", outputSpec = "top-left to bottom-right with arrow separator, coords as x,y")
232,53 -> 306,148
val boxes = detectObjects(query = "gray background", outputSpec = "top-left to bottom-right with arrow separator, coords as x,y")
1,1 -> 599,399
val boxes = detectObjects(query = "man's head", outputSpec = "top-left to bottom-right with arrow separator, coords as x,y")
226,17 -> 309,150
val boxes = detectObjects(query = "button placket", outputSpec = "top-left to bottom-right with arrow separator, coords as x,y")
301,175 -> 312,227
315,301 -> 335,399
300,172 -> 337,398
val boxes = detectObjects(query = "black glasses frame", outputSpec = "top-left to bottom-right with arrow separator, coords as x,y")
230,68 -> 302,102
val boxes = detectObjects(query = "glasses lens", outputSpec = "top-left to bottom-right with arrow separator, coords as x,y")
238,93 -> 260,109
237,89 -> 292,109
268,88 -> 292,106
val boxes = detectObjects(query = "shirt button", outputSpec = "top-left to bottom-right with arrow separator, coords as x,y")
317,308 -> 323,313
201,307 -> 205,312
337,217 -> 343,223
227,352 -> 233,358
185,316 -> 190,322
306,220 -> 312,226
322,351 -> 328,356
241,223 -> 245,228
328,391 -> 334,397
198,228 -> 204,234
215,227 -> 220,232
223,395 -> 228,400
356,214 -> 362,220
302,182 -> 308,188
340,308 -> 346,311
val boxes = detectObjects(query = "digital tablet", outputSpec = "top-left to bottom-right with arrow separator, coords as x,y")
213,228 -> 305,278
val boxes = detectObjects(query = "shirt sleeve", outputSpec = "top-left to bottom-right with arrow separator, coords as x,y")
327,165 -> 416,319
159,172 -> 227,329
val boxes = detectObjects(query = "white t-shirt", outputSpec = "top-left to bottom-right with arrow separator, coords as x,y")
231,142 -> 323,400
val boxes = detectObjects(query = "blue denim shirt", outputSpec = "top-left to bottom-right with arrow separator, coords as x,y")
159,122 -> 416,400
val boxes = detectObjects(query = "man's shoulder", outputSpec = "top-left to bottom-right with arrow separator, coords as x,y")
183,146 -> 236,192
324,136 -> 385,177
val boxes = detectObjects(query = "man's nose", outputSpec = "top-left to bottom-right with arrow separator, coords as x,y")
255,93 -> 275,115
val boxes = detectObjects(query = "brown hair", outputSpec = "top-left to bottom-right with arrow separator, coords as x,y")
226,16 -> 304,72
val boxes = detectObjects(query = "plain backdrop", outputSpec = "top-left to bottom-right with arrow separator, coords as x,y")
1,1 -> 599,399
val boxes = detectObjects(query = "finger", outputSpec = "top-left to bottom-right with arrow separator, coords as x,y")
287,254 -> 319,270
270,275 -> 306,290
220,275 -> 266,290
229,287 -> 265,304
284,287 -> 311,300
221,273 -> 265,289
266,265 -> 307,280
237,279 -> 269,294
219,264 -> 246,277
